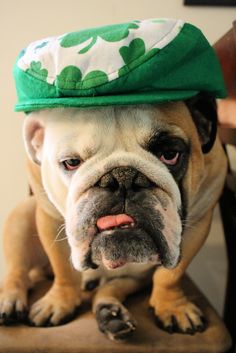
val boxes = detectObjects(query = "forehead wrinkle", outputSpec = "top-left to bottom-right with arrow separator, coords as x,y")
52,111 -> 116,160
54,133 -> 80,160
53,130 -> 95,160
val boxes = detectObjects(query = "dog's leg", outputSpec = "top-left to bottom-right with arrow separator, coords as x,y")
93,276 -> 148,340
0,197 -> 37,324
28,206 -> 82,327
150,209 -> 213,334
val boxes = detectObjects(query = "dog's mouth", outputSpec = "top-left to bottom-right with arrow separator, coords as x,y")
96,214 -> 135,232
83,213 -> 161,270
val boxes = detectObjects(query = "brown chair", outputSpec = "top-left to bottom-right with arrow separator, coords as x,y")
0,275 -> 232,353
0,24 -> 234,353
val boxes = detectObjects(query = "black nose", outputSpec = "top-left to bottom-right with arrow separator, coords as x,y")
96,167 -> 154,191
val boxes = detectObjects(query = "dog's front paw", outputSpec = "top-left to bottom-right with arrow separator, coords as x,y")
150,290 -> 207,334
0,290 -> 28,325
96,303 -> 136,341
29,283 -> 81,327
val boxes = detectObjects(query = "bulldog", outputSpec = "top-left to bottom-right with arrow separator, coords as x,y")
0,95 -> 227,340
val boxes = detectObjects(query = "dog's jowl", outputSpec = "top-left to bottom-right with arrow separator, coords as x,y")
0,18 -> 227,341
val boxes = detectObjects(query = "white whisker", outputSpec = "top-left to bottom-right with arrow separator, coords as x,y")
53,223 -> 66,243
54,236 -> 68,242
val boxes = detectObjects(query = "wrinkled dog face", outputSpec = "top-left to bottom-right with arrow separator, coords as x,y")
24,103 -> 198,271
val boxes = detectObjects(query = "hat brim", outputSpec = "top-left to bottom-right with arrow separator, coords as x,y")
14,90 -> 199,112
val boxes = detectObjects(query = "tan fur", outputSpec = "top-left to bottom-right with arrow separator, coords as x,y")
0,102 -> 227,336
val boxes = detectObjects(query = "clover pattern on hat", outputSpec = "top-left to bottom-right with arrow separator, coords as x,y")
17,19 -> 184,90
13,18 -> 226,112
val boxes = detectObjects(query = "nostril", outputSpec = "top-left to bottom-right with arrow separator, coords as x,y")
95,174 -> 120,191
95,169 -> 154,191
108,176 -> 120,191
133,173 -> 154,189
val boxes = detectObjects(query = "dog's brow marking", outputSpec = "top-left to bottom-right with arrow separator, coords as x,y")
82,146 -> 97,159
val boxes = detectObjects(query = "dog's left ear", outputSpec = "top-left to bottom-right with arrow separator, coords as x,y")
185,94 -> 217,153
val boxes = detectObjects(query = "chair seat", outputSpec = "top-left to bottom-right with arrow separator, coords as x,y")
0,275 -> 232,353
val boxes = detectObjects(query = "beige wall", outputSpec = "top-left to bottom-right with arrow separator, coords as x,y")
0,0 -> 235,312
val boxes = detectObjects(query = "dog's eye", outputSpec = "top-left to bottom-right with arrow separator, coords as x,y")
62,158 -> 81,171
160,151 -> 179,165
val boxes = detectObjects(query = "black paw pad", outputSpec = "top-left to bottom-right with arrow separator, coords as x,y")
96,304 -> 136,340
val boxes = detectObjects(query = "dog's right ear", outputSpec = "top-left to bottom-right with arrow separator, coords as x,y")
23,114 -> 45,165
185,94 -> 217,154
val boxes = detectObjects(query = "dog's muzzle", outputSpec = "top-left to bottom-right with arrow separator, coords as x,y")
67,166 -> 182,271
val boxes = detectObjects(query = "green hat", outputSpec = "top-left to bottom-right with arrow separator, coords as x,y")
13,18 -> 226,112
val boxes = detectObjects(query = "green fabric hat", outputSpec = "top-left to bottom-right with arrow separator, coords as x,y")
13,18 -> 226,112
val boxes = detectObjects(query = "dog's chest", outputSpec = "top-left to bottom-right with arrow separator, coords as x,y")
81,263 -> 156,289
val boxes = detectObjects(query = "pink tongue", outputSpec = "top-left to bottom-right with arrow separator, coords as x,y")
97,214 -> 134,231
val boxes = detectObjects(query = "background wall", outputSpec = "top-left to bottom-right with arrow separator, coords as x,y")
1,0 -> 235,314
